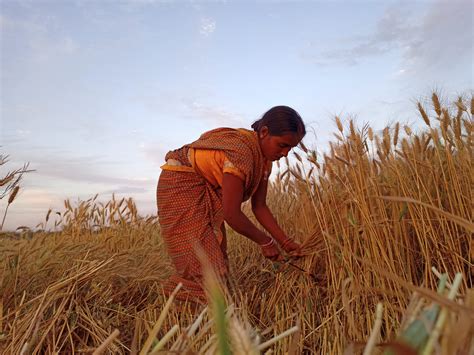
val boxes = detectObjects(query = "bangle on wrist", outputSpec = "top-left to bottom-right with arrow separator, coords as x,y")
260,237 -> 274,248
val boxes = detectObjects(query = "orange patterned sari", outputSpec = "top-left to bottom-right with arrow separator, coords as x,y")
156,128 -> 267,302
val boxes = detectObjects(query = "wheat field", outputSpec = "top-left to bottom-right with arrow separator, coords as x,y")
1,93 -> 473,354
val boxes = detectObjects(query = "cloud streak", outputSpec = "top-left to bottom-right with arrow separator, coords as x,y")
101,186 -> 149,195
6,147 -> 154,188
182,99 -> 246,127
37,158 -> 154,187
133,88 -> 246,128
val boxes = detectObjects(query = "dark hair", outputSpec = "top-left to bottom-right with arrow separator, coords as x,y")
251,105 -> 306,137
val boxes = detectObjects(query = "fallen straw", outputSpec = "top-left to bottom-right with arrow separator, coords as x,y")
257,326 -> 299,351
139,282 -> 183,355
150,324 -> 180,354
92,329 -> 120,355
363,303 -> 383,355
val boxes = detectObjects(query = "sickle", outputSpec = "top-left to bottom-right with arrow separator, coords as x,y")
284,260 -> 321,283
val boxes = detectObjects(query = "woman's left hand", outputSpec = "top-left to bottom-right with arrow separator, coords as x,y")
280,239 -> 303,257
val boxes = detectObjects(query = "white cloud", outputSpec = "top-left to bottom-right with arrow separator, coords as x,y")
133,88 -> 245,128
182,99 -> 246,127
401,0 -> 472,70
393,68 -> 406,78
200,17 -> 216,36
303,0 -> 472,76
16,129 -> 31,137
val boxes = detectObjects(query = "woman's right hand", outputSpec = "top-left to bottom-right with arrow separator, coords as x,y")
260,238 -> 283,261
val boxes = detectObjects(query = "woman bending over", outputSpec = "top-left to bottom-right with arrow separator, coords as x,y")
157,105 -> 306,302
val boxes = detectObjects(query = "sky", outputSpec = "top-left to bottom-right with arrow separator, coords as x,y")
1,0 -> 472,231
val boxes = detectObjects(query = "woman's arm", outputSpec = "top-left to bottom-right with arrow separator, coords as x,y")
222,173 -> 281,260
250,176 -> 287,243
251,176 -> 301,255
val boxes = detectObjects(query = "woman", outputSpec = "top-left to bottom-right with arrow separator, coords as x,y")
157,105 -> 305,302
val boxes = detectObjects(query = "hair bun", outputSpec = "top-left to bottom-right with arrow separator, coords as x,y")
250,106 -> 305,136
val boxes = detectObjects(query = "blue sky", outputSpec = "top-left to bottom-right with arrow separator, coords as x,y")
1,0 -> 472,231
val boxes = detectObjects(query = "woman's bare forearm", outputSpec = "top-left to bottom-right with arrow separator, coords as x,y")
252,205 -> 288,244
224,210 -> 271,245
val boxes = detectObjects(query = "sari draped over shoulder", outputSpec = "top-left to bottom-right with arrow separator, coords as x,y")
157,128 -> 267,302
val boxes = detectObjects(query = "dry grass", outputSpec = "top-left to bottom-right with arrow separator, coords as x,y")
0,153 -> 32,231
0,93 -> 473,354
